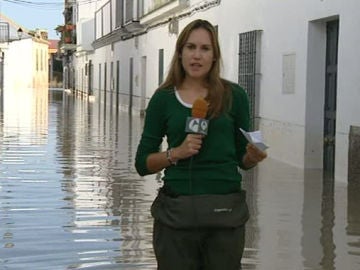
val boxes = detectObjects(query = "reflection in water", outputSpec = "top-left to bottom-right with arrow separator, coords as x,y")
2,85 -> 48,144
0,89 -> 159,269
302,170 -> 323,269
242,169 -> 260,269
245,159 -> 360,270
0,86 -> 49,266
56,93 -> 158,269
320,175 -> 335,270
302,170 -> 337,270
1,90 -> 360,269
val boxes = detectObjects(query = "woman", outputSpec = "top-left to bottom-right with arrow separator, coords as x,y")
135,19 -> 266,270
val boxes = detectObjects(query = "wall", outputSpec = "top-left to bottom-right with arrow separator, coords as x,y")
75,0 -> 360,182
5,38 -> 48,90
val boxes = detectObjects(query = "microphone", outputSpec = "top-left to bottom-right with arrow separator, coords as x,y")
185,97 -> 209,135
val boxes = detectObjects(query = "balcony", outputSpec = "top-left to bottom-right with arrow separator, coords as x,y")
56,24 -> 76,52
123,0 -> 145,33
124,20 -> 144,33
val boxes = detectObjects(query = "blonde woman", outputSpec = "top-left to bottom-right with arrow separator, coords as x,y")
135,19 -> 266,270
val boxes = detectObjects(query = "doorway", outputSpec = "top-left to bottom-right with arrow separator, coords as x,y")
305,18 -> 339,177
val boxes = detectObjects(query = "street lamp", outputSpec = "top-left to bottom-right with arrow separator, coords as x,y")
17,28 -> 23,40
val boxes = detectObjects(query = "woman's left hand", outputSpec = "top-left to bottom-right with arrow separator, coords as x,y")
243,143 -> 267,168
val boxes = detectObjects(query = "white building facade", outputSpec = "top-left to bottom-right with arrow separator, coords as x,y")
5,38 -> 49,90
71,0 -> 360,182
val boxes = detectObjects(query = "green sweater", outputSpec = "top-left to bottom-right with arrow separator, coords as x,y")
135,82 -> 250,195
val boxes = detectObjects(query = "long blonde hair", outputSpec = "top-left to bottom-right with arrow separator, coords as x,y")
158,19 -> 231,118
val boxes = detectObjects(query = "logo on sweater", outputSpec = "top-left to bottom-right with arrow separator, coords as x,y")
213,208 -> 233,213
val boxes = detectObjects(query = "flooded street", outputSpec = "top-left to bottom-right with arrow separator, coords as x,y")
1,89 -> 359,270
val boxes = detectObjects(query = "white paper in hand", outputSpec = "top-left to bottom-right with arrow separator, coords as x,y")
239,128 -> 269,151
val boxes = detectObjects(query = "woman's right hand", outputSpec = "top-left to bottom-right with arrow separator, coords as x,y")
172,134 -> 204,161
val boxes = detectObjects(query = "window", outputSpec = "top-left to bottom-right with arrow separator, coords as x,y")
238,30 -> 262,129
116,0 -> 124,28
125,0 -> 134,23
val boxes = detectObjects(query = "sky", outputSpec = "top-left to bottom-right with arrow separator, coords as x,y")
0,0 -> 64,40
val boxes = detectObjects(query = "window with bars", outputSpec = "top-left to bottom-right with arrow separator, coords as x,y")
0,22 -> 9,43
238,30 -> 261,130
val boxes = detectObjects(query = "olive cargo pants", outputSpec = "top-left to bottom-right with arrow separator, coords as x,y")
153,220 -> 245,270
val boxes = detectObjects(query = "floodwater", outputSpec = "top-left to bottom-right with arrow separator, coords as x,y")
0,88 -> 359,270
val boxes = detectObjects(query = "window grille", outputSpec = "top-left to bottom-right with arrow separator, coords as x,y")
238,30 -> 261,130
0,22 -> 9,42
